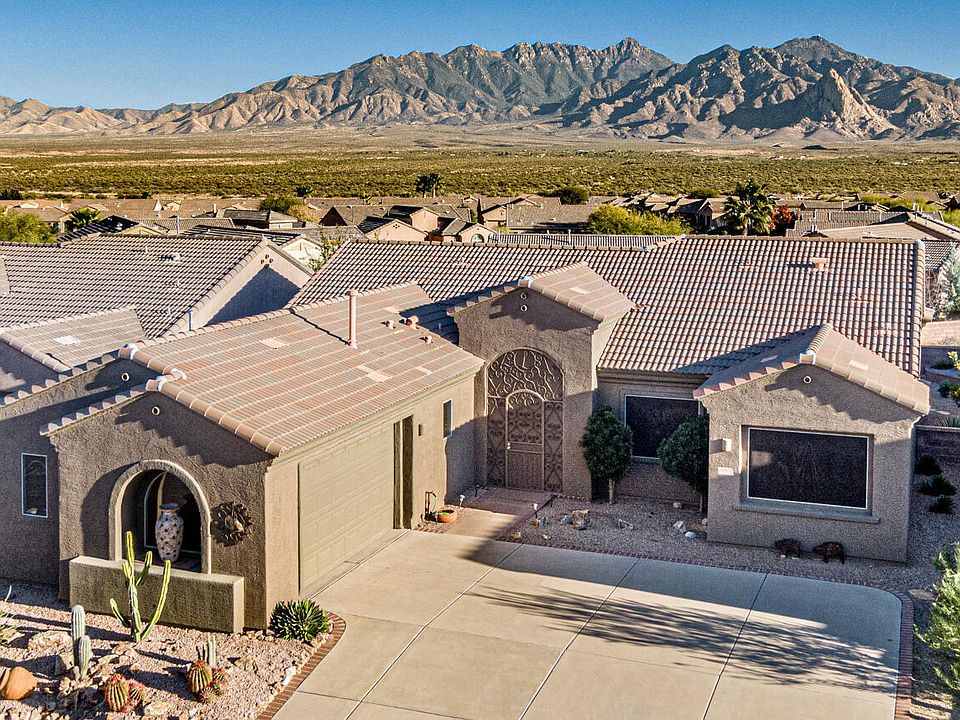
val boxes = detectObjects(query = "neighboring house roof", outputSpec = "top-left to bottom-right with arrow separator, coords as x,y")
448,263 -> 634,323
293,235 -> 923,377
0,234 -> 298,339
101,284 -> 483,455
694,323 -> 929,414
135,217 -> 237,234
0,307 -> 144,372
58,215 -> 140,242
184,224 -> 360,247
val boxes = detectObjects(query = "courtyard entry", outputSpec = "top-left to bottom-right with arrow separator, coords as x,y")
393,416 -> 414,529
487,349 -> 564,492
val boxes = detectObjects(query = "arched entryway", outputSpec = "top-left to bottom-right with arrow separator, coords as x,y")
109,460 -> 211,573
487,349 -> 563,491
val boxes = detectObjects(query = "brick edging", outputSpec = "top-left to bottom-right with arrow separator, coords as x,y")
498,534 -> 915,717
257,612 -> 346,720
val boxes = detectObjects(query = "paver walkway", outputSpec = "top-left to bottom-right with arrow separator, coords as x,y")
278,531 -> 902,720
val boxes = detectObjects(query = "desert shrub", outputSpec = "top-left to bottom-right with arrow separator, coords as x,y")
269,599 -> 329,641
919,475 -> 957,496
919,545 -> 960,691
918,454 -> 944,476
934,358 -> 957,370
586,205 -> 689,235
943,416 -> 960,429
931,496 -> 956,514
0,211 -> 55,244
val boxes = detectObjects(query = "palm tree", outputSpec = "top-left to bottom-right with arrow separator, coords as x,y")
415,173 -> 444,198
723,181 -> 774,235
66,207 -> 102,232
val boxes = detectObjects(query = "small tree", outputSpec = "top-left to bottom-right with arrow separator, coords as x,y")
939,247 -> 960,319
67,207 -> 101,231
415,173 -> 444,198
581,406 -> 633,503
294,185 -> 314,198
657,415 -> 710,512
586,205 -> 688,235
919,544 -> 960,693
260,194 -> 311,222
0,210 -> 55,243
770,205 -> 798,236
723,180 -> 774,235
551,185 -> 589,205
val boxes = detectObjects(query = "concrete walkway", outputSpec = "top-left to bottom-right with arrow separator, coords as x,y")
278,531 -> 902,720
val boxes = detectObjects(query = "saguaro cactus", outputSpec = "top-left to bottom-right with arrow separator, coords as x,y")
70,605 -> 92,679
109,531 -> 171,644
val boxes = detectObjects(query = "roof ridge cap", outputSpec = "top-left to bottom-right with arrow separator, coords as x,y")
0,305 -> 140,334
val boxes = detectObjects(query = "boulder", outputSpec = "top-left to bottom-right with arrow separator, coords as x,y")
1,666 -> 37,700
27,630 -> 70,651
571,509 -> 590,529
54,651 -> 74,676
673,520 -> 687,534
684,531 -> 698,539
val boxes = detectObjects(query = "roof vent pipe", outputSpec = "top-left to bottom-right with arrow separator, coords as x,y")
348,289 -> 358,348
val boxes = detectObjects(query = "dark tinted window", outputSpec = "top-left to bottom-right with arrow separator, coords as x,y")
748,429 -> 868,508
443,399 -> 453,438
21,454 -> 47,517
625,396 -> 700,458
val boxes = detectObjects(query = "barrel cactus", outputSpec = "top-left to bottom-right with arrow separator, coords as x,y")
187,659 -> 212,696
269,599 -> 329,641
103,674 -> 128,713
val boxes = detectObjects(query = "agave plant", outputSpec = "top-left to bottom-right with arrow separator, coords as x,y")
269,599 -> 329,641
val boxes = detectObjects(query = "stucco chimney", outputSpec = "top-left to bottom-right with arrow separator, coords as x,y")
348,289 -> 358,348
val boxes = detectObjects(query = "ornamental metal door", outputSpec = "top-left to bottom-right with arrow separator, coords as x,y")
487,349 -> 563,492
506,391 -> 544,489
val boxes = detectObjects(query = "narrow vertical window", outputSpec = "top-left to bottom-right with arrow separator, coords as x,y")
442,399 -> 453,438
21,454 -> 47,518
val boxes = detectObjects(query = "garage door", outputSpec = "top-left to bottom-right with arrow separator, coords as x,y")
299,424 -> 395,595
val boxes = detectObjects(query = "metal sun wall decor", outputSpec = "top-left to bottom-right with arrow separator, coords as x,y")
213,501 -> 253,546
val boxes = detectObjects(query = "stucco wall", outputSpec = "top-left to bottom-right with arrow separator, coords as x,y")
701,365 -> 920,562
454,289 -> 607,499
597,372 -> 704,503
0,345 -> 60,395
48,392 -> 274,627
0,360 -> 152,585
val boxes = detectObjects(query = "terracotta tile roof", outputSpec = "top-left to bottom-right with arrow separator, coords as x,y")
294,236 -> 923,376
0,234 -> 282,339
694,323 -> 929,414
114,284 -> 483,455
448,263 -> 634,323
0,307 -> 144,372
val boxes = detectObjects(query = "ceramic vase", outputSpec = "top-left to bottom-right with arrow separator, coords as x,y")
155,503 -> 184,562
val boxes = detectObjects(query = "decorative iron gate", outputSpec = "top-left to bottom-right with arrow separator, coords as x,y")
486,349 -> 563,491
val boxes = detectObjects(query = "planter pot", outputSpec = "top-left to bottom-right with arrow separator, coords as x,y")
436,508 -> 458,524
155,503 -> 184,562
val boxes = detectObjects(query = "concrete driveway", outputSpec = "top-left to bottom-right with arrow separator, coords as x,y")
277,531 -> 902,720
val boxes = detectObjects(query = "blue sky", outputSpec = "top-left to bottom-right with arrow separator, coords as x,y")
5,0 -> 959,108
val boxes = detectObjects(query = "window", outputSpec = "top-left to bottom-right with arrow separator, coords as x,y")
624,395 -> 700,459
747,428 -> 869,509
21,454 -> 47,518
442,399 -> 453,438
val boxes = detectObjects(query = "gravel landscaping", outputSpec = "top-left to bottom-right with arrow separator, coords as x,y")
0,583 -> 331,720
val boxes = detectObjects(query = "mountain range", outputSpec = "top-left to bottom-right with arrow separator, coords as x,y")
3,36 -> 960,140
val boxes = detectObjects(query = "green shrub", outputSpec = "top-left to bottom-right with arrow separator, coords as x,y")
586,205 -> 689,235
581,406 -> 633,503
658,415 -> 710,511
919,475 -> 957,496
917,454 -> 944,476
269,599 -> 329,641
944,416 -> 960,429
934,358 -> 957,370
932,496 -> 955,514
550,185 -> 589,205
919,545 -> 960,690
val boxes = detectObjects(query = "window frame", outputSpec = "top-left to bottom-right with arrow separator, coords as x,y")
622,393 -> 702,461
744,427 -> 871,511
20,452 -> 48,519
442,399 -> 453,439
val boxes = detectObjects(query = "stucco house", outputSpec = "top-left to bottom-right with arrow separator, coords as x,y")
0,232 -> 932,632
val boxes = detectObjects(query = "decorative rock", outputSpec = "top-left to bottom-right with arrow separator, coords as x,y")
684,531 -> 698,539
1,667 -> 38,700
27,630 -> 71,651
571,509 -> 590,529
143,701 -> 169,716
672,520 -> 687,534
233,655 -> 258,673
561,514 -> 573,525
672,502 -> 683,509
617,518 -> 634,531
54,652 -> 74,676
281,666 -> 297,686
701,517 -> 708,526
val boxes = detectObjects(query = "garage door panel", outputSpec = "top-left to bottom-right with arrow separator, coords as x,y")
299,426 -> 395,594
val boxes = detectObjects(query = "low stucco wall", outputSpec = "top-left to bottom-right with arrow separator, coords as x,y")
917,425 -> 960,462
701,365 -> 919,562
70,556 -> 244,633
922,320 -> 960,347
